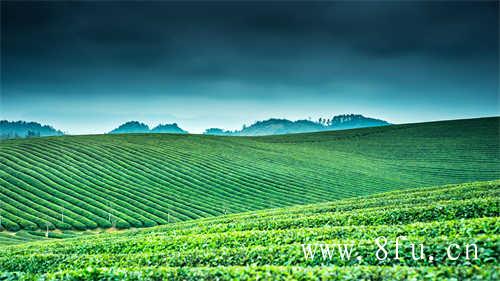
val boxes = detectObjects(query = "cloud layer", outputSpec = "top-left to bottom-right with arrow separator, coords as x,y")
1,1 -> 498,133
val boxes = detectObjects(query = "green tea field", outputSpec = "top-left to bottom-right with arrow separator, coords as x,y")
0,180 -> 498,280
0,117 -> 499,232
1,0 -> 498,279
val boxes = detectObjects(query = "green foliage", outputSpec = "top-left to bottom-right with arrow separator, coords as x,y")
2,265 -> 498,281
0,120 -> 63,140
0,117 -> 499,280
0,181 -> 498,280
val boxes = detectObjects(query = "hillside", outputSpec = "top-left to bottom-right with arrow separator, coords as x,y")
0,117 -> 498,232
150,123 -> 187,134
0,180 -> 498,280
108,121 -> 187,134
328,114 -> 390,130
205,119 -> 325,136
0,120 -> 63,139
108,121 -> 150,134
204,114 -> 389,136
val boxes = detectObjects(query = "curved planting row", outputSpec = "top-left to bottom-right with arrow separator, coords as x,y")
0,117 -> 499,231
0,180 -> 498,280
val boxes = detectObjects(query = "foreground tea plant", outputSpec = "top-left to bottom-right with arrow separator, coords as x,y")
0,180 -> 498,280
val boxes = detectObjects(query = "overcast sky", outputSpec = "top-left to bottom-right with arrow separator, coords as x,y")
1,1 -> 498,134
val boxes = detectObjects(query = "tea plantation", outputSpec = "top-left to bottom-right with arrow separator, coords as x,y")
0,180 -> 498,280
0,117 -> 498,232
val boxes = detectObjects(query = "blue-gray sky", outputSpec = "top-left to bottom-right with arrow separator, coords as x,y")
1,1 -> 498,134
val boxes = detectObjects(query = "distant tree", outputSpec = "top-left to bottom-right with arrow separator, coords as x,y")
108,121 -> 150,134
151,123 -> 188,134
26,130 -> 39,138
0,120 -> 63,139
204,128 -> 231,135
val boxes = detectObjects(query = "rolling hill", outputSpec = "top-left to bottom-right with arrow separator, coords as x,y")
204,114 -> 390,136
0,117 -> 498,232
0,120 -> 64,139
108,121 -> 188,134
0,180 -> 498,280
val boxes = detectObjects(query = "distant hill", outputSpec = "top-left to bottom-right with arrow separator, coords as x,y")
109,121 -> 188,134
204,114 -> 389,136
236,119 -> 324,136
0,120 -> 64,139
328,114 -> 390,130
204,128 -> 232,136
151,123 -> 188,134
108,121 -> 150,134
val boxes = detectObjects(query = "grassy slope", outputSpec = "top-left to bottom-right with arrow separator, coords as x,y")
0,180 -> 498,280
0,117 -> 499,231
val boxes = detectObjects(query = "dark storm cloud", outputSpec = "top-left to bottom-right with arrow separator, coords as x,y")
1,1 -> 498,96
322,2 -> 497,58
